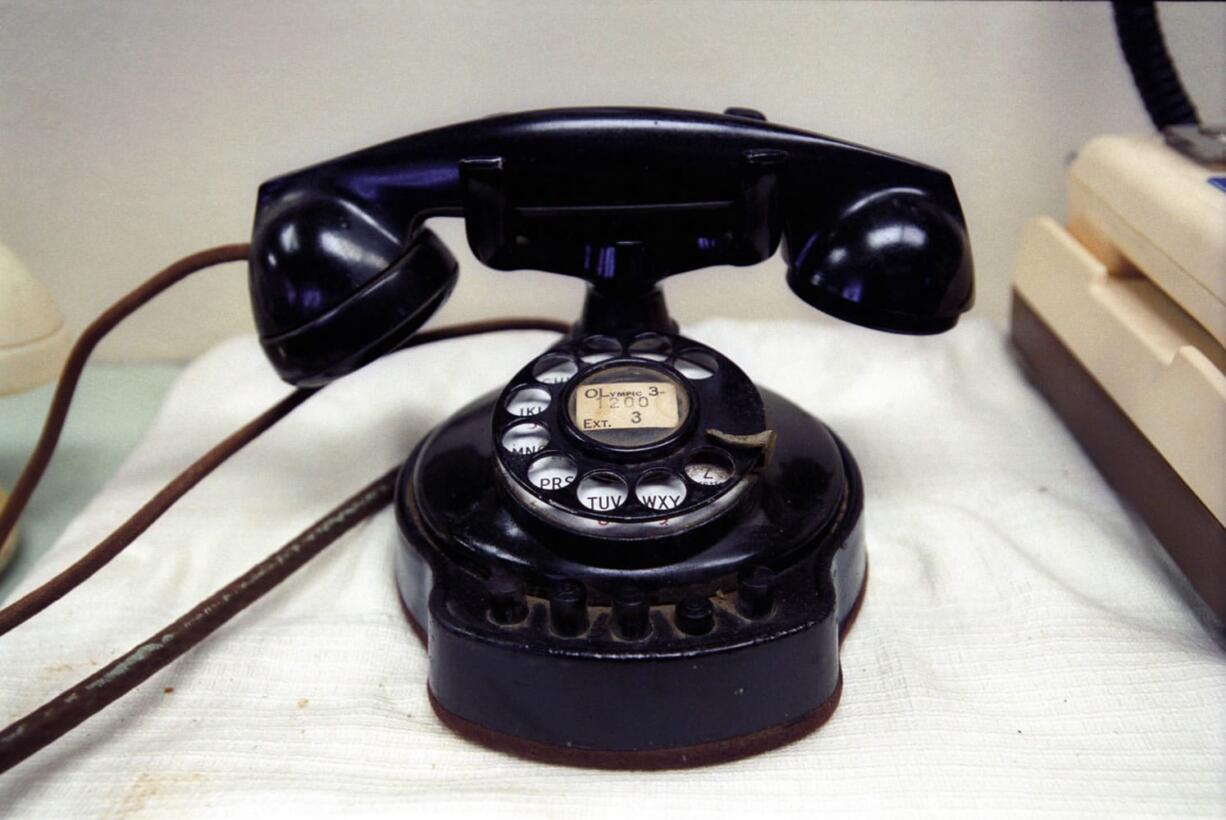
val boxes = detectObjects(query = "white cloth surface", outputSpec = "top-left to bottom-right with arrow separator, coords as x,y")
1,316 -> 1222,817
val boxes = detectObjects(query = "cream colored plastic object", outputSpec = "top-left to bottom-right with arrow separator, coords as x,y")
1014,217 -> 1226,526
1067,135 -> 1226,349
0,242 -> 71,395
0,486 -> 17,574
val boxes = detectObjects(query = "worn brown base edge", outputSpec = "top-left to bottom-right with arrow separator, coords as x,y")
403,567 -> 867,769
427,674 -> 842,771
1011,292 -> 1226,629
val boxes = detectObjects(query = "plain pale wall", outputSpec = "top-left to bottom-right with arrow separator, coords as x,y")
1,0 -> 1223,363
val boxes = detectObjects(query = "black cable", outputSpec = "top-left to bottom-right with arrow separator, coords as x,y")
1111,1 -> 1200,129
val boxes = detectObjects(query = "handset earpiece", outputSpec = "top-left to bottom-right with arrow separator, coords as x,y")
249,192 -> 458,386
784,187 -> 974,334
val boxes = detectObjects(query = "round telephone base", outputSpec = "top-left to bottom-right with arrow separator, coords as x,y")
403,572 -> 865,769
394,391 -> 867,766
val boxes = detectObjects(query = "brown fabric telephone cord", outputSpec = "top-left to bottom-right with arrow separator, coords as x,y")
0,315 -> 568,637
0,313 -> 569,773
0,467 -> 397,774
0,387 -> 314,637
0,240 -> 569,638
0,316 -> 568,773
0,243 -> 253,628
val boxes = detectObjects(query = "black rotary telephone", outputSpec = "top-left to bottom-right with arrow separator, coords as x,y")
249,107 -> 973,767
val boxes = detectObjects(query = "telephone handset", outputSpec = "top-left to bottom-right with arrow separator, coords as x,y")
250,107 -> 971,385
248,108 -> 974,767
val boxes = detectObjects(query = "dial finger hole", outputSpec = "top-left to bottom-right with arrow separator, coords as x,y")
576,471 -> 628,513
578,335 -> 622,363
506,386 -> 551,417
674,351 -> 718,380
627,333 -> 672,362
684,448 -> 736,486
635,469 -> 687,511
527,454 -> 577,492
532,354 -> 578,384
501,422 -> 550,455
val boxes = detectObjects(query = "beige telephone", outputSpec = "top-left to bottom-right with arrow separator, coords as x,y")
0,242 -> 72,571
1011,133 -> 1226,628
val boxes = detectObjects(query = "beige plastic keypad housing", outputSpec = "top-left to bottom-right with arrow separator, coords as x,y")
1011,133 -> 1226,623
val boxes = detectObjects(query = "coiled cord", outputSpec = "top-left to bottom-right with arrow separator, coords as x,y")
1111,1 -> 1200,129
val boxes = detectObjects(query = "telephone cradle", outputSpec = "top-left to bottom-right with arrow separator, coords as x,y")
247,108 -> 974,767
